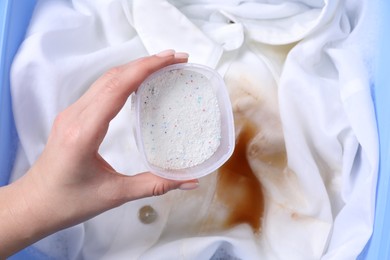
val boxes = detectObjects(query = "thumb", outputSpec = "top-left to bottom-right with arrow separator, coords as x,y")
117,172 -> 199,201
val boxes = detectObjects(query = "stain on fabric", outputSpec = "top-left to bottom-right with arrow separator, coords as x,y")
215,120 -> 264,233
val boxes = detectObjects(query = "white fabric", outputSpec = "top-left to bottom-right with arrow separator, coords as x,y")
10,0 -> 379,259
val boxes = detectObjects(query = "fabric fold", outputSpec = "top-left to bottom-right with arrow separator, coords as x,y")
126,0 -> 223,67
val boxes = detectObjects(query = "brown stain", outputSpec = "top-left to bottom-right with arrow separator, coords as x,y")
216,120 -> 264,233
259,152 -> 287,169
249,142 -> 287,170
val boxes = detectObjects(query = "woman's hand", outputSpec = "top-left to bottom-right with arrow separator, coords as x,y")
0,50 -> 198,258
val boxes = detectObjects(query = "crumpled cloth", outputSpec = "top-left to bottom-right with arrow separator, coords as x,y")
10,0 -> 379,259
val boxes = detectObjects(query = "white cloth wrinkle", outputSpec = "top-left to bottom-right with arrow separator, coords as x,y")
9,0 -> 379,259
128,0 -> 223,67
277,0 -> 379,258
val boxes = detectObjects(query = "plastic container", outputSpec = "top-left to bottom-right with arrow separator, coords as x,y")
132,63 -> 235,180
357,0 -> 390,259
1,1 -> 44,259
0,0 -> 36,185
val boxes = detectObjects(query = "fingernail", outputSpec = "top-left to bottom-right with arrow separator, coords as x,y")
174,52 -> 189,59
179,181 -> 199,191
156,49 -> 175,57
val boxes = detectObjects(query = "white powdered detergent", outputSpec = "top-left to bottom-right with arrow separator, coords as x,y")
139,69 -> 221,170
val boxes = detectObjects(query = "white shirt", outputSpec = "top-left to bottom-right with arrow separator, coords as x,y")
10,0 -> 379,259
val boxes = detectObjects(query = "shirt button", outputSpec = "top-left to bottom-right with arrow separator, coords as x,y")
138,205 -> 158,224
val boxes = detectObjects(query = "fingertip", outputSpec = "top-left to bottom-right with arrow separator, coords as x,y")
173,52 -> 189,64
174,52 -> 189,59
178,179 -> 199,191
154,49 -> 189,64
155,49 -> 176,57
